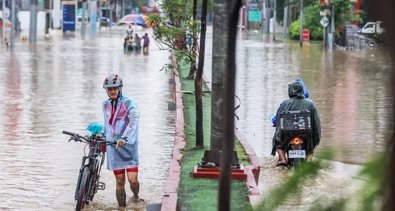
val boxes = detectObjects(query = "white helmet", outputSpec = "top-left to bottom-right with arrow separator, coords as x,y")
103,74 -> 123,89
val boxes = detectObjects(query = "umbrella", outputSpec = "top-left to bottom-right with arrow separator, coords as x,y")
118,14 -> 150,27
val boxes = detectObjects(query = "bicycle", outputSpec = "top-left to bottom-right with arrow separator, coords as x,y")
63,130 -> 116,211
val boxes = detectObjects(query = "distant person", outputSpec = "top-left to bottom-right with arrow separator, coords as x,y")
142,33 -> 150,54
134,33 -> 141,46
126,25 -> 133,37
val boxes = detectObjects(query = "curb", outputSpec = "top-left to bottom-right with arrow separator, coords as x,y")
160,53 -> 185,211
160,52 -> 261,210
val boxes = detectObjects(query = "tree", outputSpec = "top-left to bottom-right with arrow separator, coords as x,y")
219,0 -> 241,210
149,0 -> 210,148
195,0 -> 208,148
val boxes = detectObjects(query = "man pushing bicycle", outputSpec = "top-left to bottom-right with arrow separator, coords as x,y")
101,73 -> 142,209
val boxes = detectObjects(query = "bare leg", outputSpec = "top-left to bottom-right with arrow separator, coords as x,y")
115,173 -> 126,207
127,171 -> 140,200
276,148 -> 287,163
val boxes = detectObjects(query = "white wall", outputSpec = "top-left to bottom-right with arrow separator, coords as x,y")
19,11 -> 46,37
52,0 -> 61,29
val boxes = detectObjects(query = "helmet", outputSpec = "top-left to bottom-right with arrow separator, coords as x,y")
103,74 -> 123,89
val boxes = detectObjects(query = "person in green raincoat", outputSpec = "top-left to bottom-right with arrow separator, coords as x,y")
272,81 -> 321,166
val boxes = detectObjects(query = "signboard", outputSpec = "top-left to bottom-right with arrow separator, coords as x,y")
62,1 -> 76,32
248,10 -> 262,22
320,16 -> 329,27
320,0 -> 330,4
302,29 -> 310,41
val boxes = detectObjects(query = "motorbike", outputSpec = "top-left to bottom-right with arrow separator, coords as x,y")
124,35 -> 142,52
276,109 -> 312,167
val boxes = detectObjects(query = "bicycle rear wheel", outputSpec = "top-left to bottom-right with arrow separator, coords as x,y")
76,166 -> 90,211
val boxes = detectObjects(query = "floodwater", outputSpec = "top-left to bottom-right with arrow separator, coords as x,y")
0,27 -> 175,210
203,26 -> 394,209
0,24 -> 393,210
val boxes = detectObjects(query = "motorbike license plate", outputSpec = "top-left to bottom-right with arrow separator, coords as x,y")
288,150 -> 306,158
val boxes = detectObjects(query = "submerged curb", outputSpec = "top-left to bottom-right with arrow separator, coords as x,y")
160,52 -> 261,210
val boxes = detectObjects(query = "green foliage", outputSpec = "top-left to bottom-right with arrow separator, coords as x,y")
235,139 -> 252,166
289,19 -> 300,40
288,0 -> 362,41
148,0 -> 203,69
303,4 -> 323,40
130,0 -> 147,8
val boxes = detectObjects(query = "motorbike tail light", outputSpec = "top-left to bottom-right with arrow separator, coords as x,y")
291,137 -> 303,145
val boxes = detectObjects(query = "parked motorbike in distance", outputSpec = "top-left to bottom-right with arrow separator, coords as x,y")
124,35 -> 142,53
124,35 -> 134,52
278,110 -> 312,167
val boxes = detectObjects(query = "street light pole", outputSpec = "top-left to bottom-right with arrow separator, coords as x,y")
299,0 -> 303,47
283,2 -> 288,38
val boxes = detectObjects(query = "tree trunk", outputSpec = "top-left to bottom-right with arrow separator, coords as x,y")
218,0 -> 241,211
208,0 -> 228,166
188,0 -> 198,79
369,0 -> 395,210
195,0 -> 208,148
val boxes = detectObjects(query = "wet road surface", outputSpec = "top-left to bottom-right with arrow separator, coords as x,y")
203,26 -> 393,209
0,27 -> 175,210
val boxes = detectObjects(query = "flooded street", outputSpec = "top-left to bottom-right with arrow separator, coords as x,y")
0,27 -> 175,210
203,27 -> 393,208
0,23 -> 393,210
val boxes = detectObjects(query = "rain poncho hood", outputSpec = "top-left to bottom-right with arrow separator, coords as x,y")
272,81 -> 321,155
102,95 -> 139,170
295,78 -> 309,98
271,78 -> 309,126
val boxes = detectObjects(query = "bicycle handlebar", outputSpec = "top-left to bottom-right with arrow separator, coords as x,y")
62,130 -> 117,145
63,130 -> 76,136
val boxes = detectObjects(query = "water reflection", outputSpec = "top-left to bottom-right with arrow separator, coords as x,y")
0,28 -> 175,209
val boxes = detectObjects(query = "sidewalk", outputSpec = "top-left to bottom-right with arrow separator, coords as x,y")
160,52 -> 261,210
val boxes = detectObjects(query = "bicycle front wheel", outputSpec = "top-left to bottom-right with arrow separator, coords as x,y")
76,166 -> 90,211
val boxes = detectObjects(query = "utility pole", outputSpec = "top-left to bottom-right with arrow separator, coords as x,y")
29,0 -> 38,44
10,0 -> 15,49
108,0 -> 112,29
81,0 -> 87,38
283,1 -> 288,38
329,4 -> 335,50
45,0 -> 50,35
273,0 -> 276,40
299,0 -> 303,47
265,0 -> 270,33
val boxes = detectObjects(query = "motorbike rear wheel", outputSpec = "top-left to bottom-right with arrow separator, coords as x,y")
290,158 -> 303,167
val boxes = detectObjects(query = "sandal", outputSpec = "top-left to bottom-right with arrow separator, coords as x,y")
276,162 -> 287,167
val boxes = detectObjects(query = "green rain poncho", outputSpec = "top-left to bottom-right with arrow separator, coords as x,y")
272,81 -> 321,155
